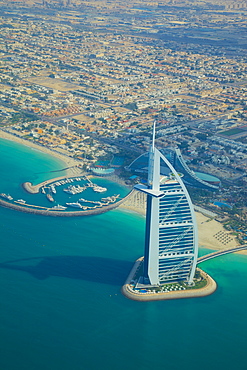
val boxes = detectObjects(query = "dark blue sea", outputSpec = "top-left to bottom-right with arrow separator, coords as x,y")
0,138 -> 247,370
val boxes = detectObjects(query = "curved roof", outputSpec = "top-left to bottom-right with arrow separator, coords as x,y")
195,172 -> 220,184
91,168 -> 115,175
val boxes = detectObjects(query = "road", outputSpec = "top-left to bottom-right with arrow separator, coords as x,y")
197,245 -> 247,264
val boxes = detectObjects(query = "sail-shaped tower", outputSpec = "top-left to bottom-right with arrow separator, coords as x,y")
134,123 -> 198,286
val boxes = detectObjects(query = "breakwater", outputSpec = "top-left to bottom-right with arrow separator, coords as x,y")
0,189 -> 134,217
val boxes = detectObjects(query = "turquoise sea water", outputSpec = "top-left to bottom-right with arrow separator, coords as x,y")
0,138 -> 247,370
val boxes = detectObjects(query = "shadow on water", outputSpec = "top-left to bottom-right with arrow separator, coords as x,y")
0,256 -> 133,285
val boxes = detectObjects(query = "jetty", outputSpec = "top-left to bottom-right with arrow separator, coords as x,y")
22,175 -> 87,194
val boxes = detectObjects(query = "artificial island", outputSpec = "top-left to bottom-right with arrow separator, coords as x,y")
122,124 -> 219,301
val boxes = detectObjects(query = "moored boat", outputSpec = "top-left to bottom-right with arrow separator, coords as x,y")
50,204 -> 67,210
15,199 -> 26,204
46,193 -> 54,202
65,202 -> 83,209
0,193 -> 13,200
93,186 -> 107,193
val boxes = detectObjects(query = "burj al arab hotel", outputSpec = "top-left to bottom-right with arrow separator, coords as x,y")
134,123 -> 198,286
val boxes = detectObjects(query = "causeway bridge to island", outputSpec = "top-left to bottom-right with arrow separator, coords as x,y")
197,245 -> 247,264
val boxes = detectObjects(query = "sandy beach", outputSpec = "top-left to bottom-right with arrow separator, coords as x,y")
0,129 -> 80,175
196,211 -> 242,251
1,129 -> 244,255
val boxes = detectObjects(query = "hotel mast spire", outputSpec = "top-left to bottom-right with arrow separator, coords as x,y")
152,120 -> 156,152
148,121 -> 156,187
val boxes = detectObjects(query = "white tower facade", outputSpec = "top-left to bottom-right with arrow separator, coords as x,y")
135,124 -> 198,285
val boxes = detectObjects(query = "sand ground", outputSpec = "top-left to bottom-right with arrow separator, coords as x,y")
196,212 -> 240,251
0,130 -> 81,176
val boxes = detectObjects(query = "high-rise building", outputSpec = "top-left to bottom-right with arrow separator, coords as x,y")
135,123 -> 198,286
128,149 -> 220,191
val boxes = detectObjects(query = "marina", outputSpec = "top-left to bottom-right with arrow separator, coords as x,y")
0,173 -> 129,216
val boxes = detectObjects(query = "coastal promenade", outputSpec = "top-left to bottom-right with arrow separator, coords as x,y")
121,258 -> 217,302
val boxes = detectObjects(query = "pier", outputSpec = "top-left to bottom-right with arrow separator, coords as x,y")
22,174 -> 87,194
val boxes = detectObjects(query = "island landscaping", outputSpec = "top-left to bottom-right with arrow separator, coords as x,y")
122,257 -> 217,302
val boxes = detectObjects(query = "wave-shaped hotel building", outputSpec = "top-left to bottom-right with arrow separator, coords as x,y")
134,124 -> 198,286
129,148 -> 220,191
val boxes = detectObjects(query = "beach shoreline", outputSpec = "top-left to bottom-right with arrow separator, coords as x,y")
1,129 -> 244,255
0,129 -> 80,174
